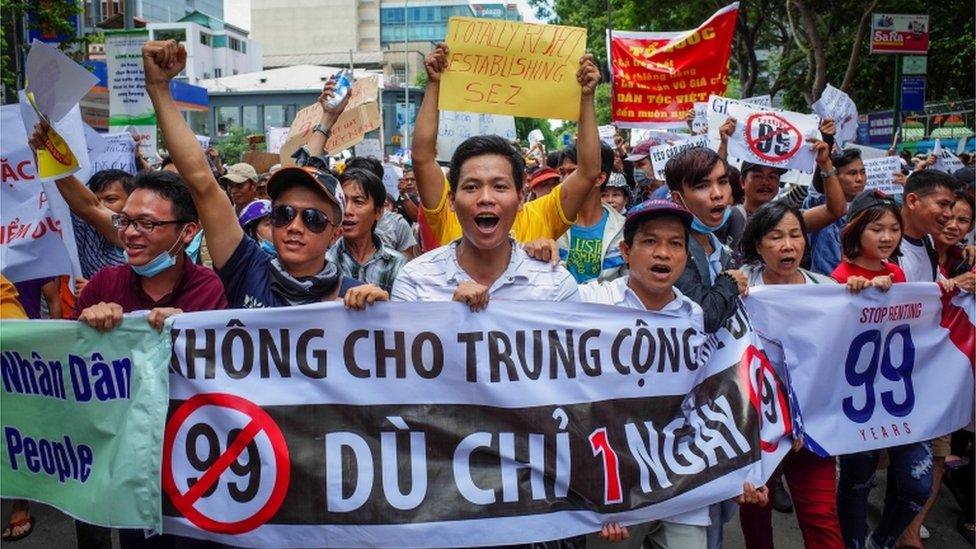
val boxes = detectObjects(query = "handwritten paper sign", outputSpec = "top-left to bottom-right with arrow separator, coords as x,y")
648,135 -> 710,180
441,18 -> 586,120
354,138 -> 383,159
22,41 -> 98,180
265,126 -> 289,154
932,140 -> 965,175
90,132 -> 137,174
812,84 -> 858,146
863,156 -> 904,195
598,125 -> 616,147
436,110 -> 517,162
280,77 -> 380,164
706,94 -> 773,150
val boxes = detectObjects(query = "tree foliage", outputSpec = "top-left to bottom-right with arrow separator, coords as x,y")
215,126 -> 250,165
529,0 -> 974,115
1,0 -> 90,95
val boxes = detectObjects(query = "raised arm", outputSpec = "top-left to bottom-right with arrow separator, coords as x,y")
717,117 -> 736,160
305,78 -> 351,156
27,123 -> 121,247
412,44 -> 450,209
556,54 -> 603,220
802,137 -> 847,232
143,40 -> 242,269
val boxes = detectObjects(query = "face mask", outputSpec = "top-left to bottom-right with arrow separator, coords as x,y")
675,194 -> 731,234
125,226 -> 187,278
259,238 -> 278,257
633,169 -> 650,187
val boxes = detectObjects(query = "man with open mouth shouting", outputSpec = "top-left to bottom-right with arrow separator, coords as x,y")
389,52 -> 603,308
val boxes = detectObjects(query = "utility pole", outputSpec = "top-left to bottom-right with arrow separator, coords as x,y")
403,0 -> 409,150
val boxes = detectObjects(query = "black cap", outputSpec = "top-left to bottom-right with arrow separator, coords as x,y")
740,161 -> 788,177
847,189 -> 898,221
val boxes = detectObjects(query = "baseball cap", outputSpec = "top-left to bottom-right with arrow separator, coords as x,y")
238,199 -> 272,229
267,166 -> 345,218
603,172 -> 630,194
624,198 -> 693,232
220,162 -> 259,185
847,189 -> 898,221
529,167 -> 561,189
953,166 -> 975,186
739,161 -> 787,177
625,140 -> 653,162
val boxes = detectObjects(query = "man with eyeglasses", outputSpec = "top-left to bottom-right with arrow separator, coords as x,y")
73,171 -> 227,330
144,39 -> 385,310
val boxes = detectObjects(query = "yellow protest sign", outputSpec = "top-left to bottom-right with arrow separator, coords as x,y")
25,92 -> 80,180
440,18 -> 587,121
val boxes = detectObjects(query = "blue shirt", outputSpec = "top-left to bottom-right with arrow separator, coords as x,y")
803,191 -> 846,276
73,214 -> 124,279
217,237 -> 360,309
563,209 -> 608,283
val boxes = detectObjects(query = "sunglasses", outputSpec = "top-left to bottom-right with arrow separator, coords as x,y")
270,205 -> 332,233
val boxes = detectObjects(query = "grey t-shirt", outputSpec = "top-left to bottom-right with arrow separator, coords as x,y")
374,210 -> 417,253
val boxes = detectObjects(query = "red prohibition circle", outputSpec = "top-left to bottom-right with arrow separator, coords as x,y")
738,345 -> 793,453
162,393 -> 290,535
744,112 -> 802,163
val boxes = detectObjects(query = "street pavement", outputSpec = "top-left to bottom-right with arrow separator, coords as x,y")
3,469 -> 973,548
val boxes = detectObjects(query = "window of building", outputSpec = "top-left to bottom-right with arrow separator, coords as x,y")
229,37 -> 240,52
264,105 -> 286,128
214,68 -> 222,78
242,105 -> 260,132
200,33 -> 211,46
216,106 -> 240,134
153,29 -> 186,43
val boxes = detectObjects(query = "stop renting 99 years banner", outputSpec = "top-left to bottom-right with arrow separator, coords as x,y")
608,3 -> 738,129
441,17 -> 587,120
0,317 -> 171,530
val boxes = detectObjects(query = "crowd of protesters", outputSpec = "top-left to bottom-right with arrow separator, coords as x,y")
1,38 -> 974,549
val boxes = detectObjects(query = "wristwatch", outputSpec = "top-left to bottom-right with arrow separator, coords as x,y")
819,167 -> 837,179
312,123 -> 331,139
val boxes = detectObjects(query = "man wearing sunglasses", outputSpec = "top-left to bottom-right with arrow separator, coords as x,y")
144,39 -> 385,309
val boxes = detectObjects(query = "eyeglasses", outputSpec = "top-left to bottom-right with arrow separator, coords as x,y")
112,214 -> 187,234
270,205 -> 331,233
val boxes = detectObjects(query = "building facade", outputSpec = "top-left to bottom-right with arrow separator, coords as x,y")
147,12 -> 262,84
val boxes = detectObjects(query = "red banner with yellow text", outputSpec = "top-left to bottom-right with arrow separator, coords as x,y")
609,3 -> 738,129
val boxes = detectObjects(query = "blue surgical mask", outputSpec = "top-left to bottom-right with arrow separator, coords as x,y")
259,238 -> 278,257
675,194 -> 731,234
125,226 -> 187,277
633,168 -> 650,187
690,206 -> 731,234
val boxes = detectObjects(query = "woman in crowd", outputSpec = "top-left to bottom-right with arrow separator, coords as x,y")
829,190 -> 934,549
737,200 -> 843,549
238,199 -> 275,256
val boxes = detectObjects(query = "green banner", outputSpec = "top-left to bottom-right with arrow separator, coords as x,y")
0,318 -> 170,530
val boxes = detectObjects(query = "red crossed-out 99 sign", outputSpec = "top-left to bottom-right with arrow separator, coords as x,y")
744,113 -> 803,164
738,345 -> 792,452
163,393 -> 290,534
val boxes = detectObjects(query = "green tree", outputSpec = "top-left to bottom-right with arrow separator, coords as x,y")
514,117 -> 559,150
214,126 -> 250,165
1,0 -> 89,97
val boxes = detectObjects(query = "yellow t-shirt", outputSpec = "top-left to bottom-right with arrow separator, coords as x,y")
423,179 -> 573,245
0,275 -> 28,319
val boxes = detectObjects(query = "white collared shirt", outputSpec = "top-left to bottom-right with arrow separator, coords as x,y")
578,276 -> 710,527
391,239 -> 580,303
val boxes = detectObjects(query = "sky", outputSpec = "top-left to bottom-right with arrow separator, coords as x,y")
223,0 -> 541,32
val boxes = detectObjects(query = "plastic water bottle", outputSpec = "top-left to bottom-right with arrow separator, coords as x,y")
327,70 -> 352,109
